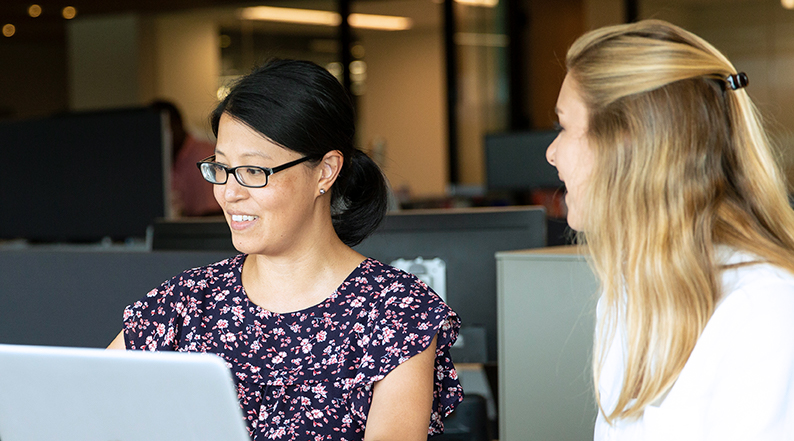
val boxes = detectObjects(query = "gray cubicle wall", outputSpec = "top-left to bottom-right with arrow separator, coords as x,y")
0,248 -> 236,348
497,247 -> 599,440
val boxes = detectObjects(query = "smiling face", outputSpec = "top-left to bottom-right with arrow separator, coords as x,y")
213,113 -> 321,256
546,74 -> 595,231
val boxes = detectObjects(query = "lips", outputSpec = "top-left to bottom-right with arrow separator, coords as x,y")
227,213 -> 259,231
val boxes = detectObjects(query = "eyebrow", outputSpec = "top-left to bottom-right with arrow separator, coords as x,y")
213,149 -> 273,161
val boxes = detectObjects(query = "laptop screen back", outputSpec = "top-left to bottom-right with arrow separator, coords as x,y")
0,344 -> 250,441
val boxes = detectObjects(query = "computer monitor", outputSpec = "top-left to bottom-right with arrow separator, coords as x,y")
151,216 -> 233,251
354,206 -> 547,363
0,107 -> 168,242
485,130 -> 562,192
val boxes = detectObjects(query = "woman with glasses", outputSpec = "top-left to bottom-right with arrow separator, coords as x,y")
108,59 -> 462,440
546,20 -> 794,440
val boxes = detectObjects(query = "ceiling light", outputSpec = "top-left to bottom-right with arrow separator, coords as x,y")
348,13 -> 411,31
783,0 -> 794,9
238,6 -> 412,31
239,6 -> 339,26
456,0 -> 499,7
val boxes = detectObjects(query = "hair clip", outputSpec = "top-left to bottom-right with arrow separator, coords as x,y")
726,72 -> 749,91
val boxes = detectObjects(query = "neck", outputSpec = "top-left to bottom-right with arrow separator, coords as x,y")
241,227 -> 364,313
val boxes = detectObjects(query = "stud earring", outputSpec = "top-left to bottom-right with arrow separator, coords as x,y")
319,189 -> 326,195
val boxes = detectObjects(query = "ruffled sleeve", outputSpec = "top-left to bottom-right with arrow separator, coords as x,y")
347,271 -> 463,435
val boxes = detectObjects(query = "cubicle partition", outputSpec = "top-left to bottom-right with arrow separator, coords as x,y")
497,247 -> 599,440
0,248 -> 235,348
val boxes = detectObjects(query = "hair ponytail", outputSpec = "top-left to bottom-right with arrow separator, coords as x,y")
332,149 -> 389,247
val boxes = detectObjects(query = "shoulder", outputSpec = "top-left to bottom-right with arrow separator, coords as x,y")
352,258 -> 443,305
704,255 -> 794,359
649,255 -> 794,440
137,254 -> 244,303
719,254 -> 794,322
186,253 -> 244,281
357,258 -> 459,342
341,258 -> 459,333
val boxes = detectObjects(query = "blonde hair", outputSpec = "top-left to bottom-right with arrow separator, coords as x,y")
567,20 -> 794,422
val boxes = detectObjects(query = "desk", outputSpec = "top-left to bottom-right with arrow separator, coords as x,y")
497,246 -> 598,440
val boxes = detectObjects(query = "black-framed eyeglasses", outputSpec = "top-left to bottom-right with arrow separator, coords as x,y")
196,155 -> 313,188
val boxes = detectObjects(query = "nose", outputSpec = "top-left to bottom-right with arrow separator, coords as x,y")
546,139 -> 557,166
220,175 -> 247,202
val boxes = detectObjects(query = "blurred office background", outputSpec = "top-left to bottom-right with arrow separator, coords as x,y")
3,0 -> 793,225
2,1 -> 794,439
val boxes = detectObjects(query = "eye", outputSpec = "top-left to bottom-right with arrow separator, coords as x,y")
209,163 -> 227,173
242,167 -> 266,177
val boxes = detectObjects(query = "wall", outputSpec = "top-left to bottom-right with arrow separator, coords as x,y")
0,37 -> 68,119
151,11 -> 222,138
65,10 -> 220,139
358,27 -> 448,199
67,14 -> 142,111
64,5 -> 447,196
584,0 -> 625,29
641,0 -> 794,187
525,0 -> 586,130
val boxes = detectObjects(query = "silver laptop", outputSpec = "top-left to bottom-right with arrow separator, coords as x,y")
0,344 -> 250,441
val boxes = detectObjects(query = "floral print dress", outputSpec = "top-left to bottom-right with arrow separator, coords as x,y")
123,255 -> 463,440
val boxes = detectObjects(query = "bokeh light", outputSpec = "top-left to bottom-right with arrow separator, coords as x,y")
62,6 -> 77,19
2,24 -> 16,38
28,4 -> 42,18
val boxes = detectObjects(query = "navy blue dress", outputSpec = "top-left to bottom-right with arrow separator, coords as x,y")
123,255 -> 463,440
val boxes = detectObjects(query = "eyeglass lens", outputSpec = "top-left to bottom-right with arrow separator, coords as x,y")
200,163 -> 270,187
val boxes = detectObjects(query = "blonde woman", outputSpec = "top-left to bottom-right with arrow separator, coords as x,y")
546,20 -> 794,439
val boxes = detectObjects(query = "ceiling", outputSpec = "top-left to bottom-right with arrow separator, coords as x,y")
0,0 -> 255,41
0,0 -> 268,20
0,0 -> 426,41
0,0 -> 403,21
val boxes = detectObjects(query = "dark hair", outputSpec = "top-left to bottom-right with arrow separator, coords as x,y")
211,59 -> 388,246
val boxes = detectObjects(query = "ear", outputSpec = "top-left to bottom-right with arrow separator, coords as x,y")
317,150 -> 343,196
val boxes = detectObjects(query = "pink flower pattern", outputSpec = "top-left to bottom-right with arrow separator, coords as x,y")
123,255 -> 462,440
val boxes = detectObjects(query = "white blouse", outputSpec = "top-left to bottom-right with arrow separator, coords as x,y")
594,249 -> 794,441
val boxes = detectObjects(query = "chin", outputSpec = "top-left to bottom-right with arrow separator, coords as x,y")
565,212 -> 583,232
230,235 -> 259,255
